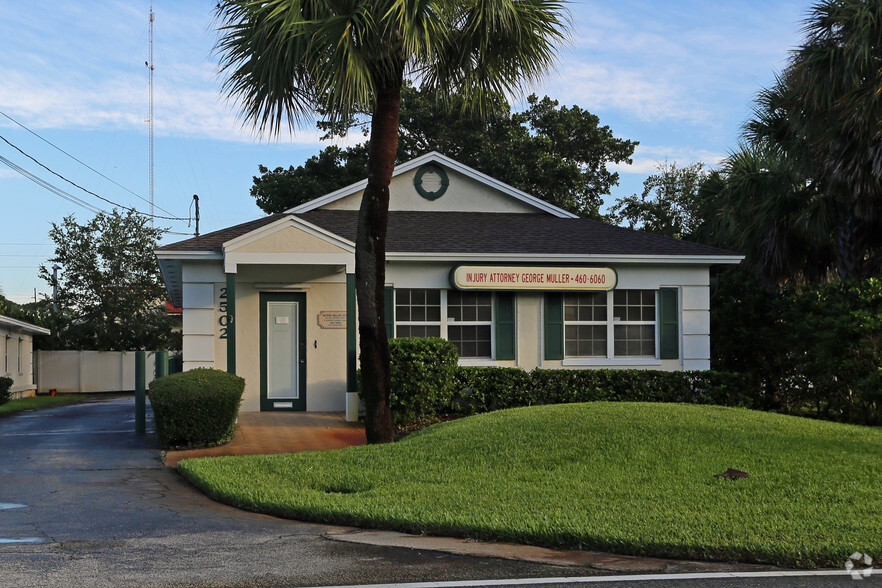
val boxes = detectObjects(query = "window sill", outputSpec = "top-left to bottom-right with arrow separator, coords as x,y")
561,358 -> 662,367
458,358 -> 498,367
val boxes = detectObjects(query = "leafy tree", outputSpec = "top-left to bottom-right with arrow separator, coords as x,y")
609,161 -> 707,239
38,209 -> 175,351
250,86 -> 635,218
251,145 -> 370,213
215,0 -> 569,443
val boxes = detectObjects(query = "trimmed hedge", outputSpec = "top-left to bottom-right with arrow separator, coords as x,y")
0,376 -> 13,405
149,368 -> 245,449
388,337 -> 459,424
453,367 -> 758,415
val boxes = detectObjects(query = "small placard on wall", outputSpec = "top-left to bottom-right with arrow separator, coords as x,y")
317,311 -> 346,329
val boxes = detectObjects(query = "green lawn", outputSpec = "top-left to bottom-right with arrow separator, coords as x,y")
177,402 -> 882,568
0,394 -> 106,416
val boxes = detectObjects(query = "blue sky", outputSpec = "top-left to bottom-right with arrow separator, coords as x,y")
0,0 -> 809,303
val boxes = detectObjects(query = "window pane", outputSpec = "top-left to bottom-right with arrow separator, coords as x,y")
614,289 -> 655,322
564,292 -> 606,323
398,325 -> 441,338
447,291 -> 492,324
614,325 -> 655,356
396,289 -> 441,325
449,324 -> 491,358
565,324 -> 606,357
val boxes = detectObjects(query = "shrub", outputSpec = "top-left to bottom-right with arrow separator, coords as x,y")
452,367 -> 759,415
0,376 -> 13,405
388,337 -> 458,424
453,367 -> 533,413
149,368 -> 245,449
777,279 -> 882,425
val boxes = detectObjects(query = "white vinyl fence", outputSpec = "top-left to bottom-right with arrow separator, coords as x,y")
35,350 -> 157,394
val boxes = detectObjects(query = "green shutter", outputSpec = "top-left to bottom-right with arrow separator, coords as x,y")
495,293 -> 516,360
544,293 -> 564,360
384,286 -> 394,339
659,287 -> 679,359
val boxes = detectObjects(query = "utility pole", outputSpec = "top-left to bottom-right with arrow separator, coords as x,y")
51,264 -> 60,312
193,194 -> 200,236
146,3 -> 155,225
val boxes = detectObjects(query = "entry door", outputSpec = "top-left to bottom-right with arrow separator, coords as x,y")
260,292 -> 306,411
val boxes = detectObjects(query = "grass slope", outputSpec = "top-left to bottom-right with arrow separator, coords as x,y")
177,402 -> 882,568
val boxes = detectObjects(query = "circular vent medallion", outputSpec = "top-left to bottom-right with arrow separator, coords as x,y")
414,163 -> 449,200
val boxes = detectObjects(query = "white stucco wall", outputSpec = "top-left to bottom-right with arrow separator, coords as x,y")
1,327 -> 36,398
386,261 -> 712,372
322,166 -> 541,214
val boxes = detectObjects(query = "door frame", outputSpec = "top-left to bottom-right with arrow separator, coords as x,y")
259,292 -> 307,411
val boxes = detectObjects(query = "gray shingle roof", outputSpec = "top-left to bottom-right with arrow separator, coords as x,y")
158,210 -> 738,257
157,213 -> 286,253
301,210 -> 736,256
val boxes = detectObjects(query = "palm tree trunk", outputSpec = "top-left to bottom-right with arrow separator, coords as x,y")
836,211 -> 867,281
356,79 -> 402,444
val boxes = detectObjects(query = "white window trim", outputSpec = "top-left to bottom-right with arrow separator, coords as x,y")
562,358 -> 663,367
564,290 -> 660,360
17,338 -> 22,375
394,289 -> 497,360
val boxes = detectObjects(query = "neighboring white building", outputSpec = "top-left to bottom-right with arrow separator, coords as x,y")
156,153 -> 742,418
1,315 -> 51,399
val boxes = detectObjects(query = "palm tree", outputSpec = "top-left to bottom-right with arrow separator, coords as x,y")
747,0 -> 882,280
697,144 -> 836,289
214,0 -> 569,443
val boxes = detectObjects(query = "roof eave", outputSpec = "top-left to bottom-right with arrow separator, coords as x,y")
0,315 -> 51,336
385,252 -> 745,265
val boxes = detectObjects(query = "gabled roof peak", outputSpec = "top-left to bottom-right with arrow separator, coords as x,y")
285,151 -> 578,218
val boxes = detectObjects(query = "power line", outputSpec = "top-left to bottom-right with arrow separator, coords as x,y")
0,134 -> 189,221
0,154 -> 105,214
0,109 -> 180,218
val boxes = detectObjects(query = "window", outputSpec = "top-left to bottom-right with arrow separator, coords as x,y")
395,289 -> 441,338
564,289 -> 657,358
393,289 -> 495,359
613,290 -> 655,357
564,292 -> 607,357
17,338 -> 22,374
447,291 -> 492,358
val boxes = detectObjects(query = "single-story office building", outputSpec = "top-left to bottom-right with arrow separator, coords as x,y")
156,152 -> 742,419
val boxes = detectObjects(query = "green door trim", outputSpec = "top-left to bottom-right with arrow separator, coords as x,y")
260,291 -> 307,411
225,273 -> 236,375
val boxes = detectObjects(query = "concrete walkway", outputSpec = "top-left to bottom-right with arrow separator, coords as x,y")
164,411 -> 366,466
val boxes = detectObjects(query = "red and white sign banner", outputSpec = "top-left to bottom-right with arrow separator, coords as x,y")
451,266 -> 617,291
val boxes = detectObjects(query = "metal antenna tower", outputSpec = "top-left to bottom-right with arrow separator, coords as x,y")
147,3 -> 155,224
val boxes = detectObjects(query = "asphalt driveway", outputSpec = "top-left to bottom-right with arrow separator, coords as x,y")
0,396 -> 588,587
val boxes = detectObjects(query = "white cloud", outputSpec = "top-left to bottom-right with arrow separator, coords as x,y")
546,62 -> 708,124
610,145 -> 728,176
